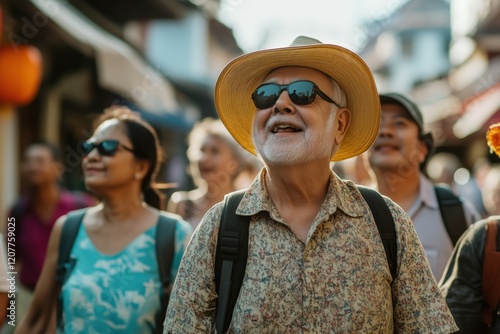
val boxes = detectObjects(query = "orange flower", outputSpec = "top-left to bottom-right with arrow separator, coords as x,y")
486,123 -> 500,157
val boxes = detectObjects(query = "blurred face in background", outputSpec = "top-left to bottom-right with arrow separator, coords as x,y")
192,135 -> 240,185
482,167 -> 500,215
21,144 -> 61,188
368,104 -> 427,173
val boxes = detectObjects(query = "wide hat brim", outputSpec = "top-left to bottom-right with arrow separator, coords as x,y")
215,40 -> 380,162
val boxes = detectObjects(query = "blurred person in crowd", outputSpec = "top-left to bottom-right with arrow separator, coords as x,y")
440,217 -> 500,333
333,155 -> 372,186
427,152 -> 462,187
482,165 -> 500,216
473,158 -> 491,191
428,152 -> 486,217
164,36 -> 457,333
168,117 -> 259,229
468,158 -> 491,218
440,125 -> 500,333
366,93 -> 481,280
2,141 -> 94,332
16,107 -> 192,334
472,158 -> 491,218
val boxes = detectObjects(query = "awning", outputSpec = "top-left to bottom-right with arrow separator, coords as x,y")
453,83 -> 500,138
73,0 -> 187,24
31,0 -> 180,115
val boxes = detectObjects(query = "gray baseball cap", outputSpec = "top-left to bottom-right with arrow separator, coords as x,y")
379,92 -> 434,168
379,93 -> 424,134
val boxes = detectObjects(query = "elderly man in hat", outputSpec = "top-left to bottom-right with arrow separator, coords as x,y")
164,37 -> 457,333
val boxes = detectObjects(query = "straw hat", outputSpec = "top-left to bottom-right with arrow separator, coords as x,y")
215,36 -> 380,162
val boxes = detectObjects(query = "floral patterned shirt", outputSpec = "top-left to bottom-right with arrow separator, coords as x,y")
164,169 -> 458,333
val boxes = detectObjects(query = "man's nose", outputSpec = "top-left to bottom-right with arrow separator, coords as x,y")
273,90 -> 295,114
378,121 -> 394,137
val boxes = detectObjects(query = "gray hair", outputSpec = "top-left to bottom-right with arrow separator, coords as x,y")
330,78 -> 347,108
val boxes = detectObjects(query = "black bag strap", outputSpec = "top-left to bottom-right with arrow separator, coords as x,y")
434,185 -> 467,246
155,213 -> 177,334
55,209 -> 86,284
55,208 -> 86,329
357,186 -> 398,281
214,190 -> 250,334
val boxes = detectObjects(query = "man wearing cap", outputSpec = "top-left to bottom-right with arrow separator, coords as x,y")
164,37 -> 457,333
366,93 -> 480,280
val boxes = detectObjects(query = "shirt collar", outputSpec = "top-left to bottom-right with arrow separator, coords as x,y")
406,173 -> 438,217
236,168 -> 364,219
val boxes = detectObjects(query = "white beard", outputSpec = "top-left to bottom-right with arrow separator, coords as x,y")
254,112 -> 336,166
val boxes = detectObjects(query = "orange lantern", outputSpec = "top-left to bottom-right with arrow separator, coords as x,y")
0,45 -> 42,105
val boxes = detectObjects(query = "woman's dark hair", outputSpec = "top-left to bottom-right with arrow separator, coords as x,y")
94,106 -> 164,209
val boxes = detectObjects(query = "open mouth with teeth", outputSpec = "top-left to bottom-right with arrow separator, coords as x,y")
373,144 -> 399,152
271,124 -> 302,133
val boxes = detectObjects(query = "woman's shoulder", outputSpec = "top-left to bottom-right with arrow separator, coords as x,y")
158,210 -> 193,236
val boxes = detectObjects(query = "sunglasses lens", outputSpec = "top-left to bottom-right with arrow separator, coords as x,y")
252,84 -> 280,109
100,140 -> 119,156
80,141 -> 94,155
288,81 -> 315,105
252,81 -> 319,109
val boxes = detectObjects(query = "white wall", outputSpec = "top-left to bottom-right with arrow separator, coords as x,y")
146,11 -> 208,81
389,30 -> 450,91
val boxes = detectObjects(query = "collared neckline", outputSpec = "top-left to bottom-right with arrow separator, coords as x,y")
235,168 -> 365,220
406,173 -> 439,218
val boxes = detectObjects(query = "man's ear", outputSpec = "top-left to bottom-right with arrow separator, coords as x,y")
418,133 -> 433,164
333,108 -> 351,146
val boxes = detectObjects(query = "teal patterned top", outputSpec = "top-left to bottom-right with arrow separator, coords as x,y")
60,216 -> 191,333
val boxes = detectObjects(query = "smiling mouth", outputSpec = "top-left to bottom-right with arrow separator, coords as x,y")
85,168 -> 104,172
375,145 -> 399,152
271,124 -> 302,133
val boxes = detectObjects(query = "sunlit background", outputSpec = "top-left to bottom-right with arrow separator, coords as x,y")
217,0 -> 405,52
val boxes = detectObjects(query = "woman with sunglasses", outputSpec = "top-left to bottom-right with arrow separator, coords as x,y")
17,106 -> 192,334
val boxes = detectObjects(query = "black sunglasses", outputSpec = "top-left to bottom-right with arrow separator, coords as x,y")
80,139 -> 135,157
251,80 -> 342,110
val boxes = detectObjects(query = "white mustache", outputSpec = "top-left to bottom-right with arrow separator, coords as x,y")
265,116 -> 304,132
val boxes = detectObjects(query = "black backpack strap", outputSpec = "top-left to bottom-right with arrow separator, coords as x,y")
56,208 -> 86,330
155,213 -> 177,334
434,185 -> 467,246
357,186 -> 398,280
214,190 -> 250,334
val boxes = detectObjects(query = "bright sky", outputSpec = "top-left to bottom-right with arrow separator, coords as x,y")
217,0 -> 407,53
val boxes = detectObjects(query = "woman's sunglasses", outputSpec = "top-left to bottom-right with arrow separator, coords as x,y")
251,80 -> 342,110
80,139 -> 135,157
